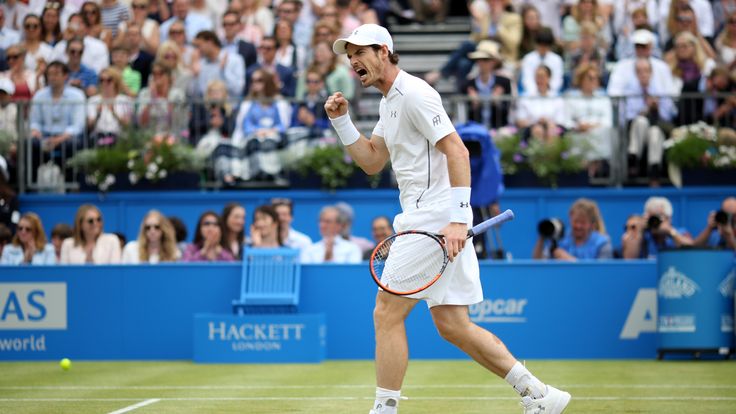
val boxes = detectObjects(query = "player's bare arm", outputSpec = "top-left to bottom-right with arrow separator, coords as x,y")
435,132 -> 471,260
325,91 -> 389,175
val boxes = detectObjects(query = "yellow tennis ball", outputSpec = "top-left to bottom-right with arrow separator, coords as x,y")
60,358 -> 71,371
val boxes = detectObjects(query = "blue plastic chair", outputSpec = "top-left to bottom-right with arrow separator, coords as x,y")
232,248 -> 301,314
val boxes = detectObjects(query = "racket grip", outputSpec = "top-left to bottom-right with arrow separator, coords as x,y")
467,209 -> 514,238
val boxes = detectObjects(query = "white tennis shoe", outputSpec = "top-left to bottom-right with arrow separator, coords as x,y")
520,385 -> 571,414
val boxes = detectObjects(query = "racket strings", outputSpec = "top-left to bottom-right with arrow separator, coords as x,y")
373,233 -> 446,292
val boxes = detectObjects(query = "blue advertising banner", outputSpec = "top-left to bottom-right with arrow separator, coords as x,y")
193,313 -> 326,363
657,250 -> 735,352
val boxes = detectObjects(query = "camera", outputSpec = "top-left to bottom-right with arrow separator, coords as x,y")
714,210 -> 733,226
538,218 -> 565,240
647,215 -> 662,231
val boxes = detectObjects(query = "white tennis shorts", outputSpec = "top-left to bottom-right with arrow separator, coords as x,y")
391,206 -> 483,308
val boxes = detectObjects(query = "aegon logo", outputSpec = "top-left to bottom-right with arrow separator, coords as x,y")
620,288 -> 657,339
0,283 -> 67,330
658,267 -> 699,299
468,298 -> 527,323
718,269 -> 734,298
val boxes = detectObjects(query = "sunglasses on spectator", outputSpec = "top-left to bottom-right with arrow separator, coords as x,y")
17,226 -> 33,233
145,224 -> 161,231
202,220 -> 219,227
86,217 -> 103,224
258,45 -> 275,50
223,20 -> 238,26
169,30 -> 185,35
100,77 -> 114,83
24,23 -> 39,30
68,49 -> 83,55
6,53 -> 21,60
83,9 -> 99,15
251,77 -> 264,83
306,78 -> 322,84
624,224 -> 638,231
132,4 -> 148,9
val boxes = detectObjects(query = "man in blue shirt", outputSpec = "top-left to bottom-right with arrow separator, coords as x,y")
193,30 -> 244,101
29,61 -> 86,183
65,38 -> 98,97
694,196 -> 736,251
622,196 -> 694,259
533,198 -> 613,260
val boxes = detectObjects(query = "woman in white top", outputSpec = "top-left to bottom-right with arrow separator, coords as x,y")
117,0 -> 160,54
715,12 -> 736,68
0,212 -> 56,265
87,67 -> 133,146
122,210 -> 180,264
60,204 -> 121,264
20,14 -> 53,74
515,64 -> 566,142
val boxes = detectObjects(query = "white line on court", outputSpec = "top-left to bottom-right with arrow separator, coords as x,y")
1,383 -> 736,390
107,398 -> 160,414
1,396 -> 736,402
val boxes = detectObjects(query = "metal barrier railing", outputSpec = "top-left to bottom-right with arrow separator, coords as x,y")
5,92 -> 733,193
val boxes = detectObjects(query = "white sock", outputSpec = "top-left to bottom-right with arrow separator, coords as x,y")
373,387 -> 400,413
504,361 -> 547,399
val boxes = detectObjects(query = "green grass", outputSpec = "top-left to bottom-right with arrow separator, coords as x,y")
0,360 -> 735,413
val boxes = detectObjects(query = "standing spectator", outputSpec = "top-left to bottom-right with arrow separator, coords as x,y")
1,44 -> 40,101
159,0 -> 213,44
221,202 -> 246,259
80,1 -> 112,46
296,40 -> 353,100
65,37 -> 98,97
533,198 -> 612,261
564,64 -> 614,177
622,58 -> 676,185
249,204 -> 284,248
1,0 -> 30,32
693,196 -> 736,250
136,61 -> 188,136
117,0 -> 160,55
50,222 -> 72,262
182,211 -> 236,262
622,196 -> 693,259
300,205 -> 362,264
519,28 -> 564,95
99,0 -> 129,39
245,36 -> 296,97
363,215 -> 394,260
272,198 -> 312,252
28,61 -> 86,182
122,210 -> 180,264
41,2 -> 63,47
220,10 -> 257,69
192,30 -> 244,100
87,67 -> 133,147
21,14 -> 54,74
516,65 -> 566,142
60,203 -> 122,264
461,40 -> 512,130
1,212 -> 56,265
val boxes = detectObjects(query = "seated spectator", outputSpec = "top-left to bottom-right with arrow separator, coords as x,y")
715,12 -> 736,69
533,198 -> 612,261
665,31 -> 716,93
51,12 -> 109,74
612,0 -> 659,41
235,0 -> 273,45
461,40 -> 512,130
622,196 -> 694,259
565,22 -> 608,86
98,0 -> 129,40
219,10 -> 257,69
221,202 -> 246,259
182,211 -> 235,262
65,37 -> 98,97
301,205 -> 362,264
608,30 -> 675,97
122,209 -> 180,264
0,223 -> 11,258
291,69 -> 330,136
363,215 -> 393,260
517,4 -> 548,60
560,0 -> 611,56
50,222 -> 72,262
615,7 -> 661,60
661,1 -> 715,52
516,64 -> 566,142
87,67 -> 133,147
21,14 -> 54,74
121,23 -> 155,89
519,28 -> 563,95
297,40 -> 353,101
167,215 -> 189,257
624,58 -> 677,186
0,212 -> 56,265
0,8 -> 21,50
693,196 -> 736,250
136,61 -> 188,136
117,0 -> 160,55
335,201 -> 374,254
41,2 -> 63,47
159,0 -> 212,44
81,1 -> 112,46
1,44 -> 41,102
564,64 -> 614,177
60,203 -> 122,264
249,204 -> 284,248
272,198 -> 312,252
678,66 -> 735,126
28,61 -> 86,183
110,44 -> 141,96
166,19 -> 200,72
192,30 -> 244,100
191,79 -> 236,148
155,40 -> 194,94
273,19 -> 306,73
245,36 -> 296,98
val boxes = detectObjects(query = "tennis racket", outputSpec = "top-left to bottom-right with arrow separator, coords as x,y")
369,209 -> 515,296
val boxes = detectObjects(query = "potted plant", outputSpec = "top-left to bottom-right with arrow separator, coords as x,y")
665,122 -> 736,187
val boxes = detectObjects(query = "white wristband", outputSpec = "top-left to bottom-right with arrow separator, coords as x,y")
329,112 -> 360,146
450,187 -> 472,224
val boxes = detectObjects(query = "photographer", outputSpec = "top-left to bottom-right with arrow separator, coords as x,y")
622,197 -> 694,259
693,197 -> 736,251
533,198 -> 612,261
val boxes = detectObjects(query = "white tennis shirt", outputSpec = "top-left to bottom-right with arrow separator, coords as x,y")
372,70 -> 456,213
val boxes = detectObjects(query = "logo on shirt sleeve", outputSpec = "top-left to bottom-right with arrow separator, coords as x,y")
432,115 -> 441,127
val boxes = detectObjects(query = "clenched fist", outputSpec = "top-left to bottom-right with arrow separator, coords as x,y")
325,92 -> 350,118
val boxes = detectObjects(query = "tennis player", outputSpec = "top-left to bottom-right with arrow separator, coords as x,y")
325,24 -> 571,414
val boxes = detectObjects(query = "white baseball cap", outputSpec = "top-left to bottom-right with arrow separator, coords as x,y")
632,29 -> 655,45
333,24 -> 394,55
